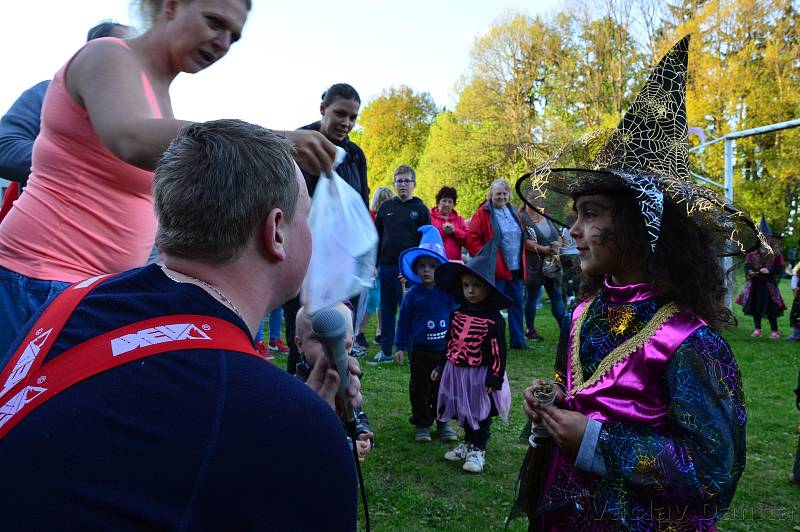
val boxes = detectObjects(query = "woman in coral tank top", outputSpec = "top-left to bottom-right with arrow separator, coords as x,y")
0,0 -> 337,355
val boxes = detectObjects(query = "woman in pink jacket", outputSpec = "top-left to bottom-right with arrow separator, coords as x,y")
430,186 -> 468,262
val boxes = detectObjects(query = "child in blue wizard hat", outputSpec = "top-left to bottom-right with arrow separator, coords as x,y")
393,225 -> 458,443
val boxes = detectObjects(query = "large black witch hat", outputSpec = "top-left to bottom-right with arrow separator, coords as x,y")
516,35 -> 767,256
435,242 -> 513,309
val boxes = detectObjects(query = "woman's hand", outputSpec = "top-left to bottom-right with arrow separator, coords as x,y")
431,369 -> 441,381
534,403 -> 588,453
759,267 -> 770,275
394,350 -> 405,366
283,130 -> 337,176
443,222 -> 454,235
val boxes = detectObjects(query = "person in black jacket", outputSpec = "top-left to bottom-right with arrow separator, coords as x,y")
298,83 -> 368,205
370,165 -> 430,364
284,83 -> 370,374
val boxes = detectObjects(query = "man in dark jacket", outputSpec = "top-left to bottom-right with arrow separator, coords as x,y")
370,165 -> 430,363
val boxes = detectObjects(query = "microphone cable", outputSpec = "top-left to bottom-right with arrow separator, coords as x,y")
345,419 -> 370,532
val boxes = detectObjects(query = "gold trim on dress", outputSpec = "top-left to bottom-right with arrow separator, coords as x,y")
568,298 -> 680,395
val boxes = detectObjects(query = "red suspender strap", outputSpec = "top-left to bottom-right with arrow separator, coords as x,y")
0,276 -> 263,439
0,274 -> 110,401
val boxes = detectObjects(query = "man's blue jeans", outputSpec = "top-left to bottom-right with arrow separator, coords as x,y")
378,264 -> 403,355
495,276 -> 526,347
524,276 -> 565,332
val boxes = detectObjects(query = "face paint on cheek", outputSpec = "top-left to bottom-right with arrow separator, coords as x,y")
589,226 -> 617,247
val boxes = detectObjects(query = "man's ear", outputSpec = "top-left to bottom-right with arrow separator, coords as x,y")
319,102 -> 326,117
262,208 -> 286,261
294,335 -> 302,352
163,0 -> 179,19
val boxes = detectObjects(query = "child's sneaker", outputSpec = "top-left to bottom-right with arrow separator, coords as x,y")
351,344 -> 367,358
437,421 -> 458,442
788,330 -> 800,342
769,330 -> 781,339
368,351 -> 393,365
751,328 -> 762,338
444,442 -> 470,461
415,426 -> 432,442
268,339 -> 290,353
463,448 -> 486,473
355,332 -> 368,349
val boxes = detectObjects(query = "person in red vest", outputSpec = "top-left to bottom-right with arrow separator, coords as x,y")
0,119 -> 360,531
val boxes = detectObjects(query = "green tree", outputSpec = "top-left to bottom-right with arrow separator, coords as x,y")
665,0 -> 800,237
415,111 -> 506,216
349,86 -> 437,191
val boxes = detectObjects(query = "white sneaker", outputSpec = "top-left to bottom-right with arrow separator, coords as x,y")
444,442 -> 470,461
463,448 -> 485,473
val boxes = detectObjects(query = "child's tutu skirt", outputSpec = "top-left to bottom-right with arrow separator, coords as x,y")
437,363 -> 511,430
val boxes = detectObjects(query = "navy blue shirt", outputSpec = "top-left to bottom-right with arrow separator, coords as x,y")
395,284 -> 455,353
0,264 -> 357,531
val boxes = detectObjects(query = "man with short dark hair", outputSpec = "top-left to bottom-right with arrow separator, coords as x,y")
0,120 -> 358,531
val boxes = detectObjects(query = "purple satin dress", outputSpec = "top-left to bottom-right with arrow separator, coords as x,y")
529,279 -> 745,531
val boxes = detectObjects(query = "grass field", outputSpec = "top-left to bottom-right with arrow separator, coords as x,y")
278,276 -> 799,530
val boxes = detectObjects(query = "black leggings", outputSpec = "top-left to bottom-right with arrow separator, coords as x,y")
753,314 -> 778,332
464,417 -> 493,451
409,349 -> 440,427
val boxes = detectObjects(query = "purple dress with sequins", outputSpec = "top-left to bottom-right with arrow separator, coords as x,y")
529,279 -> 746,531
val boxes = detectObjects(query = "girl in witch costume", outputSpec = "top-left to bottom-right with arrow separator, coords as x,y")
432,244 -> 513,473
509,36 -> 766,531
735,222 -> 786,338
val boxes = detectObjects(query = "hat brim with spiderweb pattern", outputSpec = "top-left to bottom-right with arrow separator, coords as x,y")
514,36 -> 766,257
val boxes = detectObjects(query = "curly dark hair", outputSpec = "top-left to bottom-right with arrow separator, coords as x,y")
574,180 -> 733,330
435,186 -> 457,205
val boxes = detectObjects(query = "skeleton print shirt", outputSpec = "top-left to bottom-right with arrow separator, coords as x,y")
440,304 -> 507,390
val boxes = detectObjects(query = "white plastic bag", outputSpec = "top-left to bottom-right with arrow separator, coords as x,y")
302,148 -> 378,314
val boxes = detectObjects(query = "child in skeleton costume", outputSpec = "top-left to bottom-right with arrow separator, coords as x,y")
509,36 -> 767,531
433,245 -> 513,473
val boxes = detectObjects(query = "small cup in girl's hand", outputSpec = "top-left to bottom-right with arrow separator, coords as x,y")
529,382 -> 556,446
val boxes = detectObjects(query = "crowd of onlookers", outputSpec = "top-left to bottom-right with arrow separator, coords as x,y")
267,167 -> 583,366
0,8 -> 796,527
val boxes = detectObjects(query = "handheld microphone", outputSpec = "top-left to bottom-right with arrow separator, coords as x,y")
310,306 -> 354,423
